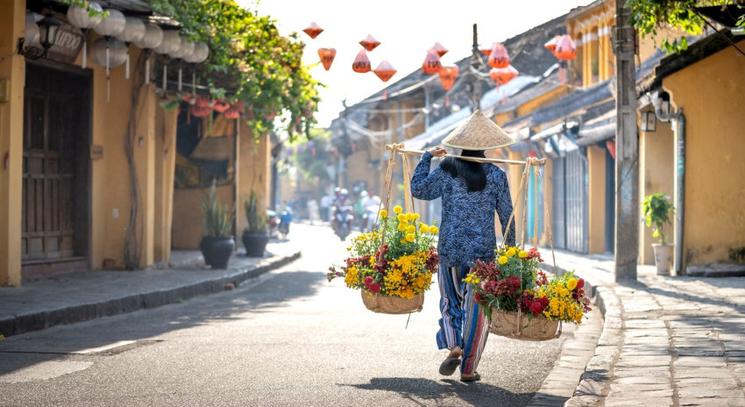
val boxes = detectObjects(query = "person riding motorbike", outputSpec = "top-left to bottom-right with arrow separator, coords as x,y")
331,189 -> 354,240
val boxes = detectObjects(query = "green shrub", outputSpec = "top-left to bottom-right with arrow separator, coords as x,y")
244,192 -> 267,234
202,181 -> 233,238
642,193 -> 675,245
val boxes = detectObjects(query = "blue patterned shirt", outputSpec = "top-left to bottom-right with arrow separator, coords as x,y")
411,151 -> 515,268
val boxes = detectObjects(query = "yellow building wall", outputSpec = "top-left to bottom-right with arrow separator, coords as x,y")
172,184 -> 234,250
587,145 -> 607,254
154,105 -> 178,264
638,115 -> 675,265
663,39 -> 745,266
236,123 -> 271,240
0,0 -> 25,286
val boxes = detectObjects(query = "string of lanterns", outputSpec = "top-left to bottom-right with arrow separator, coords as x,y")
62,2 -> 210,103
302,21 -> 577,93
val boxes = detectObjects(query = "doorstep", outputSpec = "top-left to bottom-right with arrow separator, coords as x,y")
0,243 -> 300,337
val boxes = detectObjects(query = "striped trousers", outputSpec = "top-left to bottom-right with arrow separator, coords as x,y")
436,264 -> 490,375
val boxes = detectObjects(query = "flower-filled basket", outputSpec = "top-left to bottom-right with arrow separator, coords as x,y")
464,246 -> 591,341
329,205 -> 439,314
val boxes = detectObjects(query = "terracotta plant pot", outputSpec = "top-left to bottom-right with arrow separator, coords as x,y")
200,236 -> 235,269
242,231 -> 269,258
652,243 -> 673,276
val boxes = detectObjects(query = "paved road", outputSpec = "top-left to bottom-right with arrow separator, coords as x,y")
0,224 -> 575,407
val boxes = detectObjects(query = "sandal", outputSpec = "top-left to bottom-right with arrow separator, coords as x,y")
460,372 -> 481,382
439,348 -> 462,376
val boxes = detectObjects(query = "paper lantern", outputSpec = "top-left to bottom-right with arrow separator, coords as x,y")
119,17 -> 145,43
66,1 -> 103,29
352,50 -> 371,73
480,43 -> 495,57
544,36 -> 560,53
171,37 -> 193,60
431,42 -> 448,57
373,61 -> 396,82
195,96 -> 210,108
303,22 -> 323,39
422,51 -> 441,75
489,65 -> 518,85
154,30 -> 181,55
554,35 -> 576,61
191,105 -> 212,118
212,100 -> 230,113
93,9 -> 125,37
224,102 -> 242,119
438,66 -> 459,91
359,34 -> 380,52
317,48 -> 336,71
91,37 -> 127,68
135,23 -> 163,50
190,42 -> 210,63
488,43 -> 510,69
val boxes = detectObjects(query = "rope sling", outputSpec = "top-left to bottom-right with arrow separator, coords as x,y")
377,144 -> 561,339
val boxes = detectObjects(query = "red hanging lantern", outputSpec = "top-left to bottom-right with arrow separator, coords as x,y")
195,95 -> 210,108
303,22 -> 323,39
489,65 -> 519,85
212,100 -> 230,113
554,35 -> 576,61
373,60 -> 396,82
352,50 -> 371,73
480,43 -> 495,57
488,43 -> 510,68
359,34 -> 380,52
544,36 -> 560,54
318,48 -> 336,71
224,107 -> 240,120
421,51 -> 442,75
431,42 -> 448,57
438,66 -> 459,91
191,105 -> 211,117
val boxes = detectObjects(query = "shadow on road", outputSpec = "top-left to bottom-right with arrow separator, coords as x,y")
342,377 -> 537,406
0,270 -> 326,377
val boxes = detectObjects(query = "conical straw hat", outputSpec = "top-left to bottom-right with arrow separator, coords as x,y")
441,110 -> 514,150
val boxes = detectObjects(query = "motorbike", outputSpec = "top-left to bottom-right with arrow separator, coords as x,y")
266,210 -> 280,239
332,205 -> 355,241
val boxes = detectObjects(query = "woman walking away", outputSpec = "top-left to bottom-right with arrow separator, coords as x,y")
411,110 -> 515,383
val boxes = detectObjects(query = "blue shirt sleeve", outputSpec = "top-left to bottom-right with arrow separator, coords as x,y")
495,168 -> 516,247
411,151 -> 445,201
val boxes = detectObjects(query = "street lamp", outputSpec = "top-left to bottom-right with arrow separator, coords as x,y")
18,14 -> 61,59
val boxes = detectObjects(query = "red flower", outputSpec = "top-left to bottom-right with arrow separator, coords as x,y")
576,278 -> 585,289
364,276 -> 374,286
527,247 -> 543,262
536,271 -> 548,286
368,282 -> 381,293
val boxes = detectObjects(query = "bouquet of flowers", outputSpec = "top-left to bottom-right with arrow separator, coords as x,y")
464,246 -> 591,340
328,205 -> 439,314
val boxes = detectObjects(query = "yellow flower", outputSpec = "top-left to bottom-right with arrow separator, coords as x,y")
394,205 -> 403,214
405,233 -> 416,243
431,226 -> 439,234
397,214 -> 407,223
498,256 -> 508,265
567,278 -> 578,291
506,247 -> 517,257
397,224 -> 407,232
379,209 -> 388,218
464,273 -> 481,285
519,250 -> 528,259
406,225 -> 416,234
411,213 -> 420,221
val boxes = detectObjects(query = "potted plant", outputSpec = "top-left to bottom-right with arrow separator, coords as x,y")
242,192 -> 269,257
642,193 -> 675,275
200,181 -> 235,269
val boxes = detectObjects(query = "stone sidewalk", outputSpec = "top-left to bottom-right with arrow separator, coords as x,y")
545,251 -> 745,407
0,241 -> 300,338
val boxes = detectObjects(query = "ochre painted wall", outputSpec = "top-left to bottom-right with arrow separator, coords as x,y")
663,40 -> 745,267
587,145 -> 607,254
638,115 -> 675,265
0,0 -> 25,286
172,184 -> 234,250
236,122 -> 271,243
153,105 -> 178,264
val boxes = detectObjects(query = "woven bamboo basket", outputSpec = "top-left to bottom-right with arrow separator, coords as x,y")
361,290 -> 424,314
489,309 -> 562,341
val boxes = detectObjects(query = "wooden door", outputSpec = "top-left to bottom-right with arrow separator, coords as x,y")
22,63 -> 90,263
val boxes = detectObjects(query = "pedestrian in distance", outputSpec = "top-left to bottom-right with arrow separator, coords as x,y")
411,110 -> 515,382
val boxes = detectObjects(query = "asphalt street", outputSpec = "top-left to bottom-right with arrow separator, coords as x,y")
0,224 -> 576,407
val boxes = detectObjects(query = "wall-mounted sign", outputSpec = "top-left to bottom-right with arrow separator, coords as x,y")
44,23 -> 84,64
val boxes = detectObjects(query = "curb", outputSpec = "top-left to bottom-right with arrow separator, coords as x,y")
540,262 -> 620,407
0,251 -> 301,337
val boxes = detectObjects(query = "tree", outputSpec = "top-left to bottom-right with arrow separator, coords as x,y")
627,0 -> 745,52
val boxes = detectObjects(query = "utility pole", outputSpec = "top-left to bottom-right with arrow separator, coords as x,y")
467,23 -> 485,112
613,1 -> 639,281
